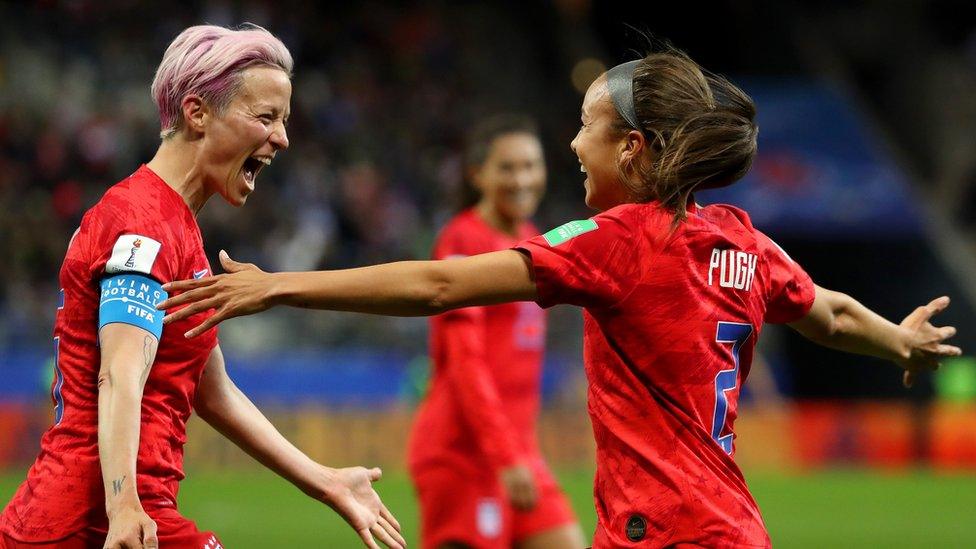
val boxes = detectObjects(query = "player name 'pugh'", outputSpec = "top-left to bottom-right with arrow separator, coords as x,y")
708,248 -> 758,290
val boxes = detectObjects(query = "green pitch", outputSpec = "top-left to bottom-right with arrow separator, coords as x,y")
2,468 -> 975,547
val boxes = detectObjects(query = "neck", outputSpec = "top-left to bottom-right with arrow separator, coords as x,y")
475,201 -> 520,236
146,134 -> 213,215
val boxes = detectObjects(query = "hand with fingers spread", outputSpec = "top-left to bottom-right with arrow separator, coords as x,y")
322,466 -> 406,549
158,250 -> 275,338
500,463 -> 538,511
103,506 -> 158,549
895,296 -> 962,388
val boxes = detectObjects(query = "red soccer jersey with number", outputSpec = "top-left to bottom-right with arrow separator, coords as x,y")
516,201 -> 815,548
0,165 -> 218,542
408,209 -> 545,473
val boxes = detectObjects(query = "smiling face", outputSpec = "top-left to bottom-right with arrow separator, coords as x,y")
199,66 -> 292,206
570,75 -> 632,211
472,132 -> 546,227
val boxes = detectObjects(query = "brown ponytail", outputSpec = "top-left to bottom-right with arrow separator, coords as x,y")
619,48 -> 758,223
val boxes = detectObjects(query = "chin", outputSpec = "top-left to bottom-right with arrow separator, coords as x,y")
221,190 -> 249,207
583,190 -> 596,210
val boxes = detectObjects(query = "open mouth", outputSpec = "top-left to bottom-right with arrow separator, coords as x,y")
242,156 -> 271,187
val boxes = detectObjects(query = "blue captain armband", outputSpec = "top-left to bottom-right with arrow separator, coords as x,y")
99,273 -> 168,339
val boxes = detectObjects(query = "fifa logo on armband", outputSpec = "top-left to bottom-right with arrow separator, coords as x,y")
708,248 -> 757,291
124,239 -> 143,269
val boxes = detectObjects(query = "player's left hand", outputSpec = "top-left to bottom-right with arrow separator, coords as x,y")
320,466 -> 406,549
158,250 -> 273,337
896,296 -> 962,388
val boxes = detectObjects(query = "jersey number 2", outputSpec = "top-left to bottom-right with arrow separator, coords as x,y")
52,289 -> 65,425
711,321 -> 753,454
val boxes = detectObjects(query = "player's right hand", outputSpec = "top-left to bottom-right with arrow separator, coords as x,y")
500,463 -> 538,510
897,296 -> 962,388
159,250 -> 273,338
103,506 -> 158,549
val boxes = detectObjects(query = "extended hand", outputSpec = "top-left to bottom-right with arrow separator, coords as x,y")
158,250 -> 273,338
897,296 -> 962,388
323,466 -> 405,549
500,463 -> 538,511
103,506 -> 158,549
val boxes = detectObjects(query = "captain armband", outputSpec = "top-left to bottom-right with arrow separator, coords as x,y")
98,273 -> 168,339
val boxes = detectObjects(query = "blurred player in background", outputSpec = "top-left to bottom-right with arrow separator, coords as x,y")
410,115 -> 584,549
0,24 -> 403,549
160,45 -> 961,548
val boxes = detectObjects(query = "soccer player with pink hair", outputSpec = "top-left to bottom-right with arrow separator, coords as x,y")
0,24 -> 404,549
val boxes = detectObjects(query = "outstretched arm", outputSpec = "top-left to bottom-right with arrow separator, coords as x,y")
788,285 -> 961,387
194,345 -> 405,549
159,250 -> 537,337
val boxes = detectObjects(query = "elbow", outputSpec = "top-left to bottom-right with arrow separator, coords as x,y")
422,270 -> 455,315
193,386 -> 225,422
814,294 -> 854,344
97,368 -> 112,392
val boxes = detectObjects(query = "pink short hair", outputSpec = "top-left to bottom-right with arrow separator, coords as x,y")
151,23 -> 293,138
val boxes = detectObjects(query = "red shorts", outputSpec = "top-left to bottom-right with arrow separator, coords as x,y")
0,507 -> 222,549
412,456 -> 577,549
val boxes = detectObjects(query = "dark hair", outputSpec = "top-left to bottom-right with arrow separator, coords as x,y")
458,114 -> 541,210
615,47 -> 758,223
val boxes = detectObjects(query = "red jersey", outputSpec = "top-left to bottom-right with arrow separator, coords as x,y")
408,209 -> 545,473
517,201 -> 815,548
1,165 -> 218,542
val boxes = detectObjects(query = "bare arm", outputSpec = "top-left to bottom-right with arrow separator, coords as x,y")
97,322 -> 159,549
194,345 -> 404,549
788,285 -> 961,387
160,249 -> 537,337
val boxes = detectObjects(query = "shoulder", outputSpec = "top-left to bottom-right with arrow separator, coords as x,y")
697,203 -> 756,232
586,202 -> 666,241
439,209 -> 480,237
434,210 -> 489,257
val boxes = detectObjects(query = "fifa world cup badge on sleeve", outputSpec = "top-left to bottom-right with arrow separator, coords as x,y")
542,219 -> 599,246
106,234 -> 162,275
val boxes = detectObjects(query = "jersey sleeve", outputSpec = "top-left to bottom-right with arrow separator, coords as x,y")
515,207 -> 642,309
84,192 -> 182,284
436,309 -> 525,470
431,218 -> 525,469
758,232 -> 816,323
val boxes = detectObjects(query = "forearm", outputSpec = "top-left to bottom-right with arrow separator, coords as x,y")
195,347 -> 336,499
272,261 -> 452,316
198,383 -> 335,496
790,287 -> 909,362
97,356 -> 152,515
270,250 -> 536,316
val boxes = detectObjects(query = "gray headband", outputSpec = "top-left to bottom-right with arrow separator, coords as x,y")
606,59 -> 641,131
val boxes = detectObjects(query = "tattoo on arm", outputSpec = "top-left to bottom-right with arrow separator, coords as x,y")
143,336 -> 155,373
112,475 -> 126,496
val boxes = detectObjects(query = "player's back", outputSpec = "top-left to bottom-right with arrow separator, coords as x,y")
1,166 -> 217,542
588,201 -> 812,547
517,200 -> 813,547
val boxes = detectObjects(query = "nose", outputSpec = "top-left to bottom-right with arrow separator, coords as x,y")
270,122 -> 289,151
570,130 -> 581,155
513,167 -> 534,189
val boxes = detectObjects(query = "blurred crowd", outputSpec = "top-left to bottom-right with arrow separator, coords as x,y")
0,1 -> 591,351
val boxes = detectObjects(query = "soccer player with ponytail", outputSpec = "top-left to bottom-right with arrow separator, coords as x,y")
162,46 -> 960,548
